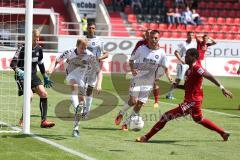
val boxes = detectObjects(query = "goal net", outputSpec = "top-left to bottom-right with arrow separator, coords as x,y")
0,0 -> 29,133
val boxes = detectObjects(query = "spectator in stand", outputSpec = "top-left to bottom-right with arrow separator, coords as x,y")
183,6 -> 196,25
166,8 -> 175,24
81,13 -> 88,35
192,9 -> 202,25
174,8 -> 184,24
131,0 -> 142,11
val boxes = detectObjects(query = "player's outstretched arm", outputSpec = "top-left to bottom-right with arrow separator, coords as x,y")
174,50 -> 185,64
47,59 -> 58,74
208,37 -> 217,46
203,70 -> 233,98
97,51 -> 109,61
164,67 -> 173,82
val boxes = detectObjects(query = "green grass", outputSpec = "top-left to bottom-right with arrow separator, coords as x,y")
0,72 -> 240,160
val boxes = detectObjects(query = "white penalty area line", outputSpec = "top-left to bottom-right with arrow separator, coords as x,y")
159,101 -> 240,118
0,121 -> 96,160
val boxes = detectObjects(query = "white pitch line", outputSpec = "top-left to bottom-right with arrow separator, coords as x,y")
159,101 -> 240,118
0,121 -> 96,160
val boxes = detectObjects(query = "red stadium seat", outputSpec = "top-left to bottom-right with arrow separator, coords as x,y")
208,33 -> 217,39
168,24 -> 177,31
162,32 -> 171,38
158,24 -> 168,31
176,24 -> 186,31
234,18 -> 240,25
228,11 -> 237,18
225,33 -> 235,40
142,23 -> 150,29
216,2 -> 224,9
172,32 -> 181,38
203,25 -> 212,32
233,3 -> 240,10
186,25 -> 196,31
210,10 -> 218,17
236,34 -> 240,40
201,9 -> 210,17
207,2 -> 215,9
132,23 -> 145,31
216,17 -> 225,25
231,26 -> 239,33
207,17 -> 216,24
149,23 -> 159,30
135,31 -> 143,37
201,17 -> 207,24
216,33 -> 225,39
212,25 -> 221,32
198,2 -> 206,9
226,18 -> 234,24
195,25 -> 204,32
224,2 -> 232,9
218,10 -> 227,17
221,25 -> 231,32
128,14 -> 137,23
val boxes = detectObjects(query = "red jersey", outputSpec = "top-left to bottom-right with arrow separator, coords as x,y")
184,63 -> 205,102
197,40 -> 211,60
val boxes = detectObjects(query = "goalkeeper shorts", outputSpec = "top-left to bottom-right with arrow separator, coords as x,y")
15,74 -> 42,96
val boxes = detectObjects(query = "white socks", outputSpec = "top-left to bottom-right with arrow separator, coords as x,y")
119,102 -> 132,116
84,96 -> 93,115
71,90 -> 79,111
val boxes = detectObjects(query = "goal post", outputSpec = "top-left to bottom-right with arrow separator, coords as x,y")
23,0 -> 33,134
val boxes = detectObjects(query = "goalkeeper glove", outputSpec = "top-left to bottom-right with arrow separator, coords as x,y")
16,68 -> 24,80
43,75 -> 53,88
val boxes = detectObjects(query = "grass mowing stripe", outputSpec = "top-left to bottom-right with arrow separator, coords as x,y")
0,121 -> 96,160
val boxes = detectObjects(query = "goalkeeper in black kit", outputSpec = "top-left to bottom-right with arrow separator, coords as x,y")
10,29 -> 55,128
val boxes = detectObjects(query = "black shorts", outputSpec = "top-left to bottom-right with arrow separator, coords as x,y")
15,74 -> 43,96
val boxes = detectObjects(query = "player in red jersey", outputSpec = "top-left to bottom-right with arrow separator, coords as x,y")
136,48 -> 233,142
237,66 -> 240,75
196,34 -> 216,66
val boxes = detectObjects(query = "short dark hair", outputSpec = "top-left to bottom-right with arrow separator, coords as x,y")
203,34 -> 208,38
150,30 -> 160,35
87,22 -> 96,27
186,48 -> 199,59
187,31 -> 194,35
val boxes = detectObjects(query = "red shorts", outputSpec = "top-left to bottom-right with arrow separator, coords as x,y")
179,101 -> 203,121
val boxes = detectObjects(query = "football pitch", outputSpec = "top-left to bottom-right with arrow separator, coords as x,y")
0,72 -> 240,160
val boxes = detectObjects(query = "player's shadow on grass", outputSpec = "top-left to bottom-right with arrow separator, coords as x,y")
125,139 -> 195,146
30,115 -> 57,118
82,127 -> 120,131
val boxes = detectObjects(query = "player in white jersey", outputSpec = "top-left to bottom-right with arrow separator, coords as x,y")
115,30 -> 172,131
166,31 -> 196,99
48,38 -> 100,137
82,22 -> 109,118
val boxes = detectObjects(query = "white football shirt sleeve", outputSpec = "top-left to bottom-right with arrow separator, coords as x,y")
159,54 -> 168,69
129,46 -> 141,61
56,49 -> 72,62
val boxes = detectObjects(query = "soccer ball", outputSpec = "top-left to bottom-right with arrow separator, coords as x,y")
129,116 -> 144,131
